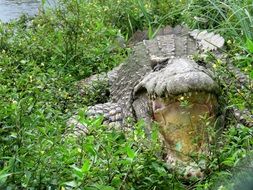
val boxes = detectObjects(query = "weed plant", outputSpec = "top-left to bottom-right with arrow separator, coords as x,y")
0,0 -> 253,189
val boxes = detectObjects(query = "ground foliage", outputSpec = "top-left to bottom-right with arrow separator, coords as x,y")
0,0 -> 253,189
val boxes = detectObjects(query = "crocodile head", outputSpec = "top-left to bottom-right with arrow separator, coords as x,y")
134,57 -> 219,178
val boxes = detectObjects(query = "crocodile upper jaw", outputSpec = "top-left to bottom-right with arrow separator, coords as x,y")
134,57 -> 219,98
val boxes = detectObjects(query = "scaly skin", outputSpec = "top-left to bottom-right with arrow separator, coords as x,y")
69,26 -> 252,179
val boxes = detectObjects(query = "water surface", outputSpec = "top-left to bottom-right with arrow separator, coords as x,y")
0,0 -> 53,22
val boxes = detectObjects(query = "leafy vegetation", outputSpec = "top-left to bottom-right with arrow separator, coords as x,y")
0,0 -> 252,189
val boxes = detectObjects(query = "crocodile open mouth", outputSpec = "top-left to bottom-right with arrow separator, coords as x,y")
152,91 -> 218,162
133,57 -> 219,177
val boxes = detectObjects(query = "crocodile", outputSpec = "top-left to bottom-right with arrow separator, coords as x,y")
68,25 -> 253,178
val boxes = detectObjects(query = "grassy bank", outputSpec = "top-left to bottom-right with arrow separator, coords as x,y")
0,0 -> 252,189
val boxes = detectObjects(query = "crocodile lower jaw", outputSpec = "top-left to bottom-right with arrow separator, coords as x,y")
152,91 -> 218,166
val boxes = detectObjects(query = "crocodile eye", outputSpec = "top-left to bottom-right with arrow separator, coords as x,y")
153,61 -> 168,71
196,60 -> 206,67
150,55 -> 169,70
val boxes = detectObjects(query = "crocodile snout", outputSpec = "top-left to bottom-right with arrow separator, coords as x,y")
134,57 -> 219,178
153,91 -> 218,179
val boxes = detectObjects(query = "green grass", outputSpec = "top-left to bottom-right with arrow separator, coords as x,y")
0,0 -> 252,189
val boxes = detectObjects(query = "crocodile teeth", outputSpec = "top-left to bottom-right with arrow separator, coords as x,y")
151,94 -> 156,100
206,93 -> 211,103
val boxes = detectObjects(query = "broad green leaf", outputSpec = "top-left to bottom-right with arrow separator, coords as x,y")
85,144 -> 96,156
41,0 -> 46,6
246,38 -> 253,53
20,60 -> 27,64
84,185 -> 115,190
64,181 -> 79,188
81,159 -> 91,173
222,157 -> 235,167
93,185 -> 115,190
0,173 -> 12,184
70,165 -> 84,179
126,146 -> 135,159
250,70 -> 253,79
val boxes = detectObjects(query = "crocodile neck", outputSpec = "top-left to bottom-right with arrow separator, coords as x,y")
109,43 -> 152,119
